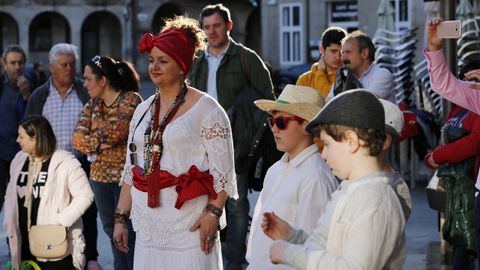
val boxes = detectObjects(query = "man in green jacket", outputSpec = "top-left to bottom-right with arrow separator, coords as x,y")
188,4 -> 275,270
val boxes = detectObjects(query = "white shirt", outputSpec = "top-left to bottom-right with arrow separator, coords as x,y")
246,145 -> 337,270
328,63 -> 396,103
283,172 -> 406,270
205,41 -> 230,100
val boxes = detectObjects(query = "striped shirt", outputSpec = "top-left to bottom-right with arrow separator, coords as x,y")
42,80 -> 84,154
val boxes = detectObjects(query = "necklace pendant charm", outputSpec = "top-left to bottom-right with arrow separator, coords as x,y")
129,143 -> 137,152
153,144 -> 160,152
130,152 -> 138,165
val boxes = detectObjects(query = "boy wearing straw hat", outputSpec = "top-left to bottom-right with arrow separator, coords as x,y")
246,84 -> 337,269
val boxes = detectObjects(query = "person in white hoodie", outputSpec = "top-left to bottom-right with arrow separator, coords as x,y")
3,115 -> 93,270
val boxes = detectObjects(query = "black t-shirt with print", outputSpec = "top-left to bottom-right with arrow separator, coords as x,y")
17,157 -> 51,260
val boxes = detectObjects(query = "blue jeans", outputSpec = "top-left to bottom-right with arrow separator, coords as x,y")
89,180 -> 135,270
225,173 -> 249,269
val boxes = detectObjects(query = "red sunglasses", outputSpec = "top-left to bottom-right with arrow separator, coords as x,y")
267,116 -> 304,130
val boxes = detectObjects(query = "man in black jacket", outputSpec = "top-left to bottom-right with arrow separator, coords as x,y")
188,4 -> 275,270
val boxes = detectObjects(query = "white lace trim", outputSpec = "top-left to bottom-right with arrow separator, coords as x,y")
121,165 -> 134,186
201,122 -> 231,140
210,165 -> 238,199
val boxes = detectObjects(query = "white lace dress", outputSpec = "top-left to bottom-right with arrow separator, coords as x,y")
122,94 -> 237,270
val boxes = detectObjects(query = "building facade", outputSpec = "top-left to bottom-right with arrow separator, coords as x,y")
261,0 -> 479,69
0,0 -> 260,75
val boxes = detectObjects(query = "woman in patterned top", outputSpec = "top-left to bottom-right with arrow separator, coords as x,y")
112,16 -> 237,269
72,56 -> 143,270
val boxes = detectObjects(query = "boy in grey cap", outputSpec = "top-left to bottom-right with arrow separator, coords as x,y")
261,89 -> 406,269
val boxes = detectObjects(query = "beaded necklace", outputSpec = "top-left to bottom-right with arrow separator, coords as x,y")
141,83 -> 188,176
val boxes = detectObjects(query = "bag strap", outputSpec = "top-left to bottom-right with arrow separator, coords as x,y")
239,48 -> 251,86
239,47 -> 265,98
26,157 -> 43,231
21,260 -> 42,270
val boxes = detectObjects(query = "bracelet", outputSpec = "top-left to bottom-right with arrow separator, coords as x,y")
115,208 -> 130,216
114,208 -> 130,224
204,204 -> 222,219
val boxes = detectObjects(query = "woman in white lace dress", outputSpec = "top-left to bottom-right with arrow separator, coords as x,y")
112,16 -> 237,269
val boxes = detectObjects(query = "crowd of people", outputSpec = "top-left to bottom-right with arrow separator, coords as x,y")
0,2 -> 479,269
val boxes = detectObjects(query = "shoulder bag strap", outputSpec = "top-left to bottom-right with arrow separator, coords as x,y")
239,48 -> 251,86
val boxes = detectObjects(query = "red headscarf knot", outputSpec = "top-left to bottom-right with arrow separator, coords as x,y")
138,33 -> 155,53
138,29 -> 196,77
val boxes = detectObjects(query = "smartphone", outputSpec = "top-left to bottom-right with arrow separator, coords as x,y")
437,20 -> 462,39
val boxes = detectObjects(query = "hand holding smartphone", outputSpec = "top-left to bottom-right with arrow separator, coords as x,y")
437,20 -> 462,39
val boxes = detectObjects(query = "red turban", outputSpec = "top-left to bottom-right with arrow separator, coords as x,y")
138,29 -> 195,77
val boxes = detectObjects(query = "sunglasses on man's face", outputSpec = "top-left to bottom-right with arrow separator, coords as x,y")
267,116 -> 304,130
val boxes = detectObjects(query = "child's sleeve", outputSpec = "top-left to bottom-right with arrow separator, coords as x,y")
303,207 -> 402,269
284,228 -> 310,245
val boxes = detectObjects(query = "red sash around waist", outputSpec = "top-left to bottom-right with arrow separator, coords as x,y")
132,165 -> 217,209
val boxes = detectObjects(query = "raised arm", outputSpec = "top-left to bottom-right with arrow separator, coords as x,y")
425,17 -> 480,114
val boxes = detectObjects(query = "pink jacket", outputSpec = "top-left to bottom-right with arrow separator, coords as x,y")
3,150 -> 94,270
425,48 -> 480,190
425,48 -> 480,114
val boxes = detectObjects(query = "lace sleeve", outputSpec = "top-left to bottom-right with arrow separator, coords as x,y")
201,107 -> 238,199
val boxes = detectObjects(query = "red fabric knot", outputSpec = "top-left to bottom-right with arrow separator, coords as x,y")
137,28 -> 196,77
138,33 -> 155,53
175,165 -> 217,209
131,165 -> 217,209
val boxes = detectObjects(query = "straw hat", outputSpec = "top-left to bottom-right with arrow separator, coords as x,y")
254,84 -> 325,120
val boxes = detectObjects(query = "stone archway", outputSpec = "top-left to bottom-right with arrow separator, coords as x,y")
81,11 -> 121,68
29,12 -> 70,65
151,2 -> 184,34
0,12 -> 18,53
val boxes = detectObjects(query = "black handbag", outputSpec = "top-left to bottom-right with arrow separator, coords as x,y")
438,126 -> 476,252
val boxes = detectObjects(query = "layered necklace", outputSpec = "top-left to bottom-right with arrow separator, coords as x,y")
141,83 -> 188,176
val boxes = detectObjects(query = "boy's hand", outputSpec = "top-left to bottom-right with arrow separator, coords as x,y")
427,17 -> 444,52
261,212 -> 292,240
270,240 -> 288,264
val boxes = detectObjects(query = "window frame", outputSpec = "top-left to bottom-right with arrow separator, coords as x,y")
390,0 -> 411,30
279,3 -> 305,66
